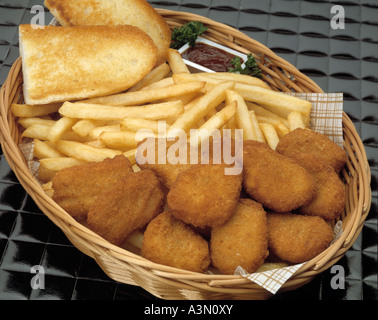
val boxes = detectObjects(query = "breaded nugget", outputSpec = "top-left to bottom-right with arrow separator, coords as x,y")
136,137 -> 198,189
52,155 -> 133,222
276,128 -> 347,173
267,212 -> 334,264
210,199 -> 269,275
167,163 -> 242,228
87,170 -> 165,246
290,153 -> 346,220
243,141 -> 316,212
141,211 -> 211,273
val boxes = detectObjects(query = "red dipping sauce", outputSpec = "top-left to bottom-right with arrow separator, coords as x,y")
181,43 -> 241,72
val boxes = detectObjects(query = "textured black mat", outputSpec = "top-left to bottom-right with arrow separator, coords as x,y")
0,0 -> 377,300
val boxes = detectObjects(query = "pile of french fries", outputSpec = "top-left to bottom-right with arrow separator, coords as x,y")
12,48 -> 312,191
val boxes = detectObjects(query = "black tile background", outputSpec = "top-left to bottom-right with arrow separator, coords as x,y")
0,0 -> 377,300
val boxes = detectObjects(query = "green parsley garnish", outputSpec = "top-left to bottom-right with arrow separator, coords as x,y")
229,54 -> 262,79
171,21 -> 208,49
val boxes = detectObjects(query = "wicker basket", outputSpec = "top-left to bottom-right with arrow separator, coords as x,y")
0,9 -> 372,300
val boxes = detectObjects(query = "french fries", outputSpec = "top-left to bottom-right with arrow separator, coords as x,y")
55,140 -> 123,162
59,101 -> 185,121
259,123 -> 280,150
191,101 -> 237,145
13,48 -> 314,186
167,81 -> 235,137
84,81 -> 205,106
167,48 -> 190,74
226,90 -> 256,140
236,83 -> 312,119
11,102 -> 61,117
128,63 -> 171,92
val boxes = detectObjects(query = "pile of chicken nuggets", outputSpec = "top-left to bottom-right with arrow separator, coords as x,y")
50,128 -> 347,275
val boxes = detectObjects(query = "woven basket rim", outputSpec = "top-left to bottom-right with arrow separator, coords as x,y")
0,10 -> 372,299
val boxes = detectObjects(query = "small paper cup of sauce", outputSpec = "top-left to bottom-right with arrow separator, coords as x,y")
178,36 -> 248,73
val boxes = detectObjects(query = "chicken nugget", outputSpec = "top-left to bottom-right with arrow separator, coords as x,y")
276,128 -> 347,173
87,170 -> 165,246
211,199 -> 269,275
167,163 -> 242,228
290,152 -> 346,220
141,211 -> 211,273
267,212 -> 334,264
52,155 -> 133,222
243,141 -> 316,212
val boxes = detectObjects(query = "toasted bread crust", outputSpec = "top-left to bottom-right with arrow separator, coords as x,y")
19,24 -> 157,104
44,0 -> 171,64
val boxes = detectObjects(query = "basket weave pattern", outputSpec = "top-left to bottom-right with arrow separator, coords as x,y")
0,9 -> 372,300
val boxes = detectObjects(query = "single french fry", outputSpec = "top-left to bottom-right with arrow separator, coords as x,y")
140,77 -> 175,91
121,118 -> 169,133
236,83 -> 312,119
199,101 -> 237,135
172,73 -> 214,93
256,115 -> 285,127
72,119 -> 109,137
128,62 -> 171,92
55,140 -> 122,162
249,110 -> 265,143
167,81 -> 235,137
275,122 -> 290,138
33,139 -> 62,159
85,139 -> 106,148
246,102 -> 289,127
99,131 -> 139,150
192,101 -> 237,144
288,111 -> 306,131
167,48 -> 190,74
18,117 -> 56,128
38,157 -> 86,182
89,123 -> 121,140
39,157 -> 86,171
196,72 -> 271,89
21,124 -> 51,140
226,89 -> 256,140
11,103 -> 61,117
172,72 -> 270,90
59,101 -> 185,121
48,117 -> 77,143
84,81 -> 205,106
21,124 -> 90,142
259,123 -> 280,150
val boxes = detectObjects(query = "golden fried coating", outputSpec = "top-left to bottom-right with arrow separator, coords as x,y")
141,211 -> 211,273
243,141 -> 316,212
276,128 -> 347,173
87,169 -> 165,246
290,152 -> 346,221
167,163 -> 242,228
210,199 -> 269,275
267,212 -> 334,264
136,137 -> 198,189
52,155 -> 133,222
